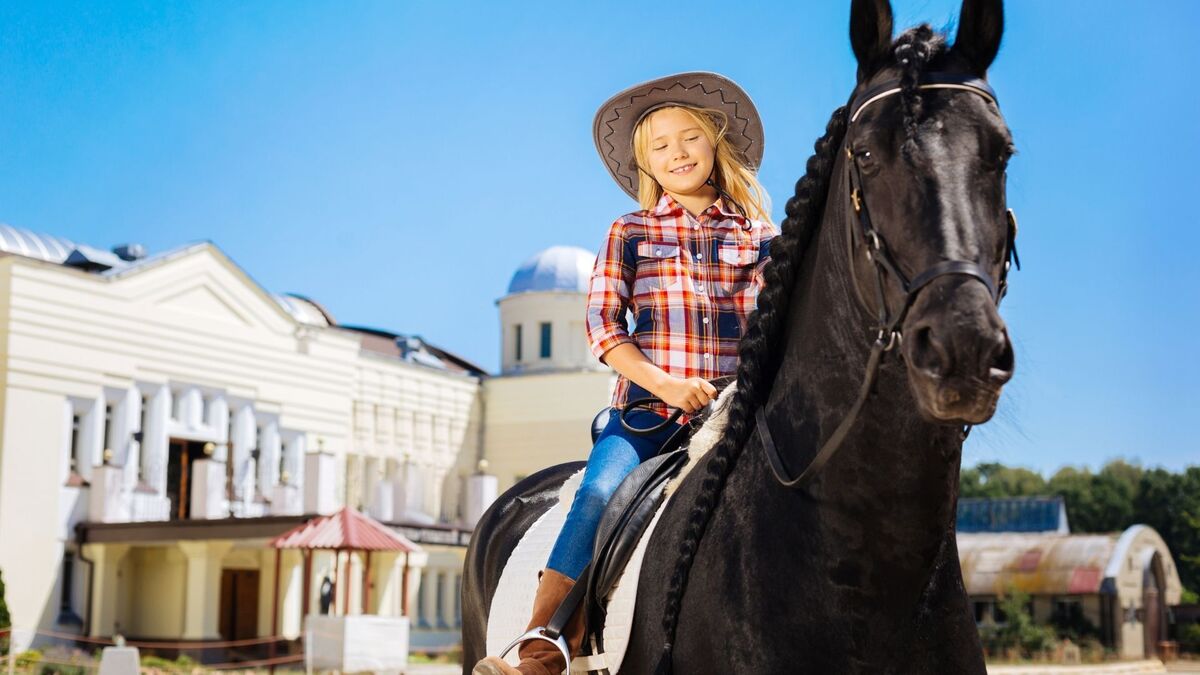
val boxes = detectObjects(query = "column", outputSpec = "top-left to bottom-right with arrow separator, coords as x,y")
120,388 -> 141,490
84,543 -> 129,637
207,395 -> 230,461
143,386 -> 171,494
257,418 -> 281,494
230,405 -> 256,507
179,541 -> 233,639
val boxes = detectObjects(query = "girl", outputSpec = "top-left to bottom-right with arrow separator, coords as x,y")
474,71 -> 775,675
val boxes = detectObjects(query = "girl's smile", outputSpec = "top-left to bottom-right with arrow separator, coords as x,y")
645,107 -> 718,214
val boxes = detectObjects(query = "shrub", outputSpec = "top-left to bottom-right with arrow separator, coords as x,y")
1179,623 -> 1200,655
0,567 -> 10,656
978,588 -> 1057,660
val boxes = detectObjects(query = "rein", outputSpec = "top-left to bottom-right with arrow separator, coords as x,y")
757,72 -> 1020,489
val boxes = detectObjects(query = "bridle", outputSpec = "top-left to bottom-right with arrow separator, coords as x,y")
757,72 -> 1021,489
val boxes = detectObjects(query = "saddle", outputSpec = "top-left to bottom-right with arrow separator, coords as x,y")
580,407 -> 697,651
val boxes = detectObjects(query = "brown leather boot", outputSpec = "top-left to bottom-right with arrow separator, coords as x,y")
472,568 -> 586,675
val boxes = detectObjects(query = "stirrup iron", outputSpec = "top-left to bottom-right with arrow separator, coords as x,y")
497,626 -> 572,670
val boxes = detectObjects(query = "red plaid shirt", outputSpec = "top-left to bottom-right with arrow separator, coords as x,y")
586,193 -> 776,417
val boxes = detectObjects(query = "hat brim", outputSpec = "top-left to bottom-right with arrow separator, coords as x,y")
593,72 -> 764,201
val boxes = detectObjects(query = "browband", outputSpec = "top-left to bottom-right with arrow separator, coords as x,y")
849,73 -> 997,123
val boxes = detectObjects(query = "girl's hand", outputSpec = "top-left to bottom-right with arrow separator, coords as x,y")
656,377 -> 719,414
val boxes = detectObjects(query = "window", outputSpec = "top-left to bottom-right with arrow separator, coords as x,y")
436,572 -> 447,628
57,552 -> 82,626
454,574 -> 463,627
139,395 -> 150,436
514,324 -> 523,362
69,413 -> 83,473
416,572 -> 430,628
102,403 -> 114,458
539,322 -> 552,359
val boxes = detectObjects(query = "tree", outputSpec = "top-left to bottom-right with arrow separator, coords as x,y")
978,587 -> 1056,658
962,462 -> 1046,499
0,566 -> 10,656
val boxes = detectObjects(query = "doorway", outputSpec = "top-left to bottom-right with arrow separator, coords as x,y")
166,439 -> 205,520
219,569 -> 260,641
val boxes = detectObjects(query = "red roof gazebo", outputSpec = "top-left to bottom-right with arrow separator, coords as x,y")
268,507 -> 421,648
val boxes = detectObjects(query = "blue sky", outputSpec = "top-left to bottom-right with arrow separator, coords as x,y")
2,1 -> 1197,474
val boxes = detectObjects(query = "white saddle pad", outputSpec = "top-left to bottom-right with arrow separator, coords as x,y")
485,467 -> 673,674
484,385 -> 737,674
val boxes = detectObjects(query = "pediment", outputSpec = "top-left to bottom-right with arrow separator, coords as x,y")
112,245 -> 297,332
154,283 -> 254,327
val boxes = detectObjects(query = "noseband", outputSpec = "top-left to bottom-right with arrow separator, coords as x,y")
757,72 -> 1021,489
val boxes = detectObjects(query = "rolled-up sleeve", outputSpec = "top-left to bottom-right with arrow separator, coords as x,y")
586,219 -> 636,363
750,223 -> 779,301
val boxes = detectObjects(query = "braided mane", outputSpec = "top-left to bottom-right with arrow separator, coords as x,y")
652,25 -> 949,674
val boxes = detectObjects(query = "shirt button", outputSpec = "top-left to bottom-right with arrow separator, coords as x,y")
696,253 -> 703,260
693,224 -> 699,230
702,317 -> 709,324
704,353 -> 711,360
697,284 -> 705,292
655,248 -> 662,256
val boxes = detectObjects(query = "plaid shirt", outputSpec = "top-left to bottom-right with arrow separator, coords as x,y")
586,193 -> 776,417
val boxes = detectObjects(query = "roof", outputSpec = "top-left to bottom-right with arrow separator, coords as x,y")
0,223 -> 485,374
506,245 -> 595,295
0,223 -> 77,264
957,496 -> 1070,534
341,325 -> 487,376
270,507 -> 421,552
957,525 -> 1182,602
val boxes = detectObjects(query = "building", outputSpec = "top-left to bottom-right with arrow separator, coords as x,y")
480,246 -> 615,493
957,497 -> 1184,659
0,226 -> 611,655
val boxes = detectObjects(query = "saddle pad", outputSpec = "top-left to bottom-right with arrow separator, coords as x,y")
485,468 -> 675,674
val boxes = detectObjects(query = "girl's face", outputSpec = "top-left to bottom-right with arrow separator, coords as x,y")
644,107 -> 717,198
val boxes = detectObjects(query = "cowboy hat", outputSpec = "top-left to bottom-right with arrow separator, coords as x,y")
592,71 -> 764,201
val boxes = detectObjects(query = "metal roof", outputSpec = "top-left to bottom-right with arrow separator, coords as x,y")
957,531 -> 1115,596
270,507 -> 421,552
506,245 -> 595,295
0,223 -> 80,264
957,496 -> 1070,534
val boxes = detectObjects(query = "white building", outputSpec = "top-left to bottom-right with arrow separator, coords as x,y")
0,226 -> 611,655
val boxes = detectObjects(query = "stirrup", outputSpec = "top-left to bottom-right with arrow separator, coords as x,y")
497,626 -> 571,671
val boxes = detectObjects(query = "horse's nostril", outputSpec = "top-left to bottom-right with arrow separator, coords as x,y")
910,326 -> 950,377
982,331 -> 1015,381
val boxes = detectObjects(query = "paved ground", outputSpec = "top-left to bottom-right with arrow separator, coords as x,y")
987,660 -> 1168,674
404,663 -> 462,675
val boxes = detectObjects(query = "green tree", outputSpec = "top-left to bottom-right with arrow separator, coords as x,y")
962,462 -> 1046,499
0,566 -> 10,656
979,587 -> 1056,658
1134,467 -> 1200,595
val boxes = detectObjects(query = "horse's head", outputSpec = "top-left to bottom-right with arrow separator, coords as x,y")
845,0 -> 1015,425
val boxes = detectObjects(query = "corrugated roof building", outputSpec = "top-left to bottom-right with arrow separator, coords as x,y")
956,497 -> 1183,660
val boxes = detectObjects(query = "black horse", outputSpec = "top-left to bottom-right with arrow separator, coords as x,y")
464,0 -> 1015,672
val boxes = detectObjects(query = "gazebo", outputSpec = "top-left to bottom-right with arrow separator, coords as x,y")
268,507 -> 422,672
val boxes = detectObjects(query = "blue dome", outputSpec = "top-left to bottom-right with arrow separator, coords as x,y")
507,246 -> 596,295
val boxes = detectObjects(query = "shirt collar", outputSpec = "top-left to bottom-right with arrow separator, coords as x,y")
652,192 -> 749,226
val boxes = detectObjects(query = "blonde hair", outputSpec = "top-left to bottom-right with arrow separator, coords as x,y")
632,105 -> 771,223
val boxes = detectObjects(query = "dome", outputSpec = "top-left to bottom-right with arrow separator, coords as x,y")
506,246 -> 595,295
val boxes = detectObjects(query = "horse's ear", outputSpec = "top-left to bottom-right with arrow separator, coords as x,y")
850,0 -> 894,81
953,0 -> 1004,75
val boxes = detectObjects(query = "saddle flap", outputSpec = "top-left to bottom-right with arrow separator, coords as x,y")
588,448 -> 689,607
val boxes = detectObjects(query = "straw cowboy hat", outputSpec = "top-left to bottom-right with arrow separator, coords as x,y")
592,71 -> 765,201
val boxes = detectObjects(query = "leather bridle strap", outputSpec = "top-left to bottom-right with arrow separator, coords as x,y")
758,335 -> 888,488
756,72 -> 1016,491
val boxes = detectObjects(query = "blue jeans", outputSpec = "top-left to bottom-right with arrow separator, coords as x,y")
545,409 -> 680,580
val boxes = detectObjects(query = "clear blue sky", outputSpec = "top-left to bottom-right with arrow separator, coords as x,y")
2,1 -> 1196,474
